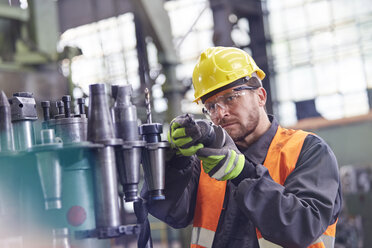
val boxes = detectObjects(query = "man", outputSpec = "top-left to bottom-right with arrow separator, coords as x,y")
143,46 -> 342,248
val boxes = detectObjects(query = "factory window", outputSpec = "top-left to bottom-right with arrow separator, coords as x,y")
267,0 -> 372,126
59,0 -> 214,115
59,13 -> 140,96
164,0 -> 214,114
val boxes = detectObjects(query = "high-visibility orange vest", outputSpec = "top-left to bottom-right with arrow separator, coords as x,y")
191,126 -> 337,248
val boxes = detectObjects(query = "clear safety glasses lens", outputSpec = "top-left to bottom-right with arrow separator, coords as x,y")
202,85 -> 259,118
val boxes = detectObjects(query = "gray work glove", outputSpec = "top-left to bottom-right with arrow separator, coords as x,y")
167,114 -> 204,156
196,130 -> 245,181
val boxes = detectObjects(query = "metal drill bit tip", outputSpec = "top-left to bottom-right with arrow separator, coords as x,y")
145,88 -> 152,124
0,91 -> 10,106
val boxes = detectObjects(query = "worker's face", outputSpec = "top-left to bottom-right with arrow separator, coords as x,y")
204,85 -> 267,142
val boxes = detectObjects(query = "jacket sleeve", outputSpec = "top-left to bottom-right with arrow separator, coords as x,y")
142,154 -> 201,229
233,134 -> 342,247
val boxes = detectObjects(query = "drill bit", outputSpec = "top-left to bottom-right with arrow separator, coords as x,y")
145,88 -> 152,124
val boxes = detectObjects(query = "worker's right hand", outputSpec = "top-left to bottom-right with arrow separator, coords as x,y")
167,114 -> 204,156
196,131 -> 245,181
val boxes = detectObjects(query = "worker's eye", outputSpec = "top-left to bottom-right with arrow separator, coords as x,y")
208,103 -> 216,111
205,102 -> 216,113
225,94 -> 237,103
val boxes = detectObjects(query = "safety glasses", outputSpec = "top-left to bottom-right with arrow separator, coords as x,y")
202,85 -> 259,119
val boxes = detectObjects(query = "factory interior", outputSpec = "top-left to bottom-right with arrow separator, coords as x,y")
0,0 -> 371,247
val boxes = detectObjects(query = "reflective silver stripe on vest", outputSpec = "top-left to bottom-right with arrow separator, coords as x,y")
258,235 -> 333,248
191,227 -> 215,248
321,234 -> 335,248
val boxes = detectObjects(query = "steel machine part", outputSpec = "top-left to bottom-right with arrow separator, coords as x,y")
0,91 -> 15,152
35,129 -> 63,210
0,85 -> 147,246
112,85 -> 146,202
9,92 -> 37,150
43,96 -> 88,144
87,83 -> 123,238
41,92 -> 128,245
139,88 -> 169,201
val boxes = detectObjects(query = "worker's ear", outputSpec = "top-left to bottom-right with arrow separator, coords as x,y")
256,87 -> 267,107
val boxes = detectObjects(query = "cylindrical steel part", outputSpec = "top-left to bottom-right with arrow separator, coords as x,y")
92,146 -> 121,228
54,117 -> 88,143
112,85 -> 142,202
142,143 -> 167,200
139,123 -> 162,143
118,146 -> 142,202
41,129 -> 56,144
13,121 -> 34,150
87,83 -> 122,236
88,84 -> 116,142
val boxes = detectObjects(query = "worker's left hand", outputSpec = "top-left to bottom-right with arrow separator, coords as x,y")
196,131 -> 245,181
168,114 -> 204,156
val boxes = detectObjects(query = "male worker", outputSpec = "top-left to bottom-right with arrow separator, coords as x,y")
143,46 -> 342,247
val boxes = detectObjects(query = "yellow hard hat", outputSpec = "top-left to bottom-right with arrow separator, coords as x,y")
192,47 -> 265,102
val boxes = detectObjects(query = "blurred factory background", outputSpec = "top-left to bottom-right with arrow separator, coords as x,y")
0,0 -> 372,247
